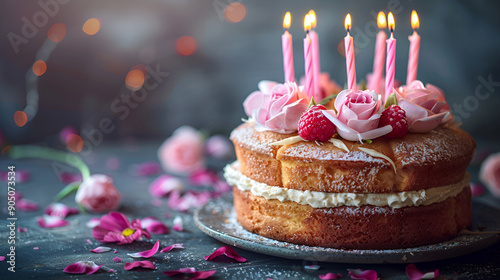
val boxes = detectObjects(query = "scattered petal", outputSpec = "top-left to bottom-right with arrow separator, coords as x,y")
44,202 -> 79,218
348,268 -> 378,280
132,162 -> 162,176
37,215 -> 70,228
141,217 -> 169,234
319,273 -> 343,280
59,172 -> 82,184
470,183 -> 485,197
214,179 -> 232,193
0,170 -> 31,183
127,240 -> 160,258
113,257 -> 121,262
406,264 -> 440,280
0,256 -> 5,261
18,198 -> 39,211
168,190 -> 211,212
149,175 -> 184,198
114,250 -> 118,253
189,169 -> 219,185
63,261 -> 102,275
204,245 -> 246,262
90,246 -> 112,253
107,268 -> 116,273
17,227 -> 28,232
124,260 -> 155,270
33,247 -> 39,250
163,267 -> 216,279
163,267 -> 196,276
173,216 -> 183,232
86,218 -> 100,228
160,243 -> 184,253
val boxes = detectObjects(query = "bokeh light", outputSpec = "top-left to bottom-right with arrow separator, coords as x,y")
224,3 -> 247,23
83,18 -> 101,35
125,65 -> 147,89
1,145 -> 12,157
14,111 -> 28,127
32,60 -> 47,76
175,36 -> 198,56
66,134 -> 84,153
47,23 -> 66,43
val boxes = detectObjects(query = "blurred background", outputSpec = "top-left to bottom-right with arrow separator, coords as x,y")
1,0 -> 500,148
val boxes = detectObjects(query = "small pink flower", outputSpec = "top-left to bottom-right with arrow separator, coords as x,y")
405,264 -> 440,280
319,272 -> 343,280
396,80 -> 450,133
90,246 -> 112,253
18,198 -> 39,211
124,260 -> 155,270
132,162 -> 162,176
128,240 -> 160,258
75,174 -> 122,213
163,267 -> 216,279
173,216 -> 183,232
58,172 -> 82,184
158,126 -> 205,174
37,215 -> 70,228
244,81 -> 309,133
149,175 -> 184,198
44,202 -> 79,218
480,153 -> 500,198
205,135 -> 233,159
204,245 -> 246,262
0,170 -> 31,183
113,257 -> 121,262
92,211 -> 150,244
189,169 -> 219,186
141,217 -> 169,234
323,89 -> 391,142
63,261 -> 102,275
348,268 -> 378,280
160,243 -> 184,253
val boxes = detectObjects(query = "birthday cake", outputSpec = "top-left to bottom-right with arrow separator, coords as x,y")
223,11 -> 476,250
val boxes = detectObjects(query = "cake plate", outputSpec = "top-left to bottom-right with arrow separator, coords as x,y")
194,197 -> 500,264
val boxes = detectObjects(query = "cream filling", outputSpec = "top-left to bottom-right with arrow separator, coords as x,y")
223,162 -> 469,209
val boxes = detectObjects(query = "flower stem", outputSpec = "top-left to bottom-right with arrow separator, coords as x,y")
9,145 -> 90,179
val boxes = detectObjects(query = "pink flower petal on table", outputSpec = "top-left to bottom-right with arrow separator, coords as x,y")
63,261 -> 102,275
92,211 -> 151,244
168,190 -> 212,212
173,216 -> 183,232
149,175 -> 184,198
348,269 -> 378,280
163,267 -> 216,279
189,169 -> 219,185
0,256 -> 5,261
18,198 -> 39,211
113,257 -> 121,262
86,218 -> 100,228
141,217 -> 169,234
124,260 -> 155,270
17,227 -> 28,232
132,162 -> 162,176
59,172 -> 82,184
44,202 -> 79,218
33,247 -> 39,250
127,240 -> 160,258
319,273 -> 343,280
163,267 -> 197,276
470,183 -> 485,197
406,264 -> 440,280
90,246 -> 112,253
37,215 -> 70,228
204,245 -> 246,262
160,243 -> 184,253
0,170 -> 31,183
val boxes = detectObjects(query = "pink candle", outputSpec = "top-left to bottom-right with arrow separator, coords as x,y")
385,12 -> 396,102
282,12 -> 295,83
308,10 -> 321,100
406,10 -> 420,85
303,15 -> 314,98
372,12 -> 386,94
344,14 -> 356,91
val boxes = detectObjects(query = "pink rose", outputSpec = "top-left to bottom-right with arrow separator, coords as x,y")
323,89 -> 392,142
396,80 -> 451,133
480,153 -> 500,198
243,81 -> 309,133
75,174 -> 122,213
158,126 -> 204,174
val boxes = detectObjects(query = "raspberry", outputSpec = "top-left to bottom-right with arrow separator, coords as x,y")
379,105 -> 408,139
298,105 -> 336,142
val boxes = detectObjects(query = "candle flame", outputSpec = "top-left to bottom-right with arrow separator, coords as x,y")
411,10 -> 419,30
304,14 -> 311,32
377,11 -> 386,29
283,11 -> 291,29
388,12 -> 395,32
308,10 -> 317,28
344,14 -> 351,32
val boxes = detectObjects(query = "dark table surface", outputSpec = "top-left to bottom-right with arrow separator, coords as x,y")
1,141 -> 500,280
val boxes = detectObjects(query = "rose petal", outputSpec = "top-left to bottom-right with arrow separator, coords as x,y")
173,216 -> 183,232
204,245 -> 246,262
124,260 -> 155,270
319,272 -> 342,280
470,183 -> 485,197
348,268 -> 378,280
149,175 -> 184,198
406,264 -> 440,280
141,217 -> 169,234
133,162 -> 162,176
160,243 -> 184,253
189,169 -> 219,185
113,257 -> 121,262
90,246 -> 112,253
17,227 -> 28,232
86,218 -> 100,228
0,256 -> 5,261
18,198 -> 39,211
33,247 -> 39,250
44,202 -> 79,218
127,240 -> 160,258
163,267 -> 216,279
63,261 -> 102,275
37,215 -> 70,228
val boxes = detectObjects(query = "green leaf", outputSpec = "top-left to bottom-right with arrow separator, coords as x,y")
384,93 -> 398,109
319,93 -> 339,106
54,182 -> 80,201
364,139 -> 373,144
307,97 -> 317,109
